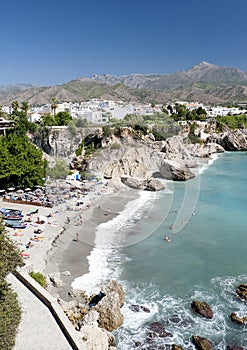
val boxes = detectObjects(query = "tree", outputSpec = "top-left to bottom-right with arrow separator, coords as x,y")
0,221 -> 23,350
39,113 -> 56,127
8,110 -> 35,136
51,97 -> 58,116
0,133 -> 46,188
11,100 -> 19,112
55,111 -> 72,126
20,101 -> 29,115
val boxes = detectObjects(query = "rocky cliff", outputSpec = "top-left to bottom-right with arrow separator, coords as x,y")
85,127 -> 225,189
32,126 -> 102,161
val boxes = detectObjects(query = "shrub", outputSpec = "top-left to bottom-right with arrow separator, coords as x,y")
29,271 -> 47,288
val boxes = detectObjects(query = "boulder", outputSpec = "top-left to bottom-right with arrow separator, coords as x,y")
145,178 -> 165,191
80,310 -> 114,350
192,335 -> 214,350
129,304 -> 150,313
121,175 -> 146,189
191,300 -> 213,319
146,321 -> 172,340
160,159 -> 195,181
94,280 -> 124,332
230,312 -> 247,325
191,143 -> 224,158
218,129 -> 247,151
172,345 -> 184,350
236,284 -> 247,300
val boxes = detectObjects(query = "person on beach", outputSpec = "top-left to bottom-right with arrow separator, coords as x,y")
76,233 -> 79,242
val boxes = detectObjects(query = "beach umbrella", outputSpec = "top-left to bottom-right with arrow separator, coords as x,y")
7,187 -> 15,191
0,189 -> 5,193
24,188 -> 32,192
16,189 -> 24,194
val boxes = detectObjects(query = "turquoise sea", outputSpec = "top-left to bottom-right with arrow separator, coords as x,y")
73,152 -> 247,348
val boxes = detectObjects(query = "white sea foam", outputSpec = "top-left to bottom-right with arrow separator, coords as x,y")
198,152 -> 221,174
115,275 -> 247,350
71,190 -> 158,294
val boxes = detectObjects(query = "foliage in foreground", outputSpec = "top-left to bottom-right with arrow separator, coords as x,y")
0,222 -> 23,350
29,271 -> 47,288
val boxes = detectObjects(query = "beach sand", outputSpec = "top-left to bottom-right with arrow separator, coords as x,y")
44,188 -> 137,300
1,179 -> 137,300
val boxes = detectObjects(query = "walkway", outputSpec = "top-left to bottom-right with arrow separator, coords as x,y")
7,274 -> 72,350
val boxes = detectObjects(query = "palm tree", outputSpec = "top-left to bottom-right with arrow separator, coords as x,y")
11,100 -> 19,112
51,97 -> 58,116
21,101 -> 29,115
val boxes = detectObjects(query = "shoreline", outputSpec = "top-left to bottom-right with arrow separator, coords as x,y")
3,152 -> 223,300
44,186 -> 138,300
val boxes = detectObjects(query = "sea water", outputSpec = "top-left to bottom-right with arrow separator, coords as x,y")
73,152 -> 247,348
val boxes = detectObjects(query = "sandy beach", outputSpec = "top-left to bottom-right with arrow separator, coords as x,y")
44,186 -> 137,299
1,179 -> 136,300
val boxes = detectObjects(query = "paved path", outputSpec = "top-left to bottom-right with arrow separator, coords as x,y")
8,274 -> 72,350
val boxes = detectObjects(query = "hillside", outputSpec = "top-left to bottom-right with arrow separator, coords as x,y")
1,62 -> 247,105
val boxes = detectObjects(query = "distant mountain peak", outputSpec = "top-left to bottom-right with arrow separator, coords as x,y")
190,61 -> 217,70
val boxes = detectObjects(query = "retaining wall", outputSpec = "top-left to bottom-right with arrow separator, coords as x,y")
12,268 -> 84,350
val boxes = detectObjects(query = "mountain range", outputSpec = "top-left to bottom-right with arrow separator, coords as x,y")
1,61 -> 247,106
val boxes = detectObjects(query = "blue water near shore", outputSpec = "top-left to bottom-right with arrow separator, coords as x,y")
113,152 -> 247,349
73,151 -> 247,348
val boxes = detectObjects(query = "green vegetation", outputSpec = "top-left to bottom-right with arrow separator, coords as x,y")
29,271 -> 47,288
216,114 -> 247,131
0,133 -> 46,189
188,123 -> 201,144
46,159 -> 70,179
0,221 -> 23,350
39,111 -> 72,127
171,103 -> 207,122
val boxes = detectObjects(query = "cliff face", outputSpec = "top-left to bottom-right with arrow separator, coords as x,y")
32,126 -> 102,160
87,129 -> 224,185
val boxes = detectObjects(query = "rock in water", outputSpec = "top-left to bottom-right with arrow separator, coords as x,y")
160,159 -> 195,181
236,284 -> 247,300
192,335 -> 214,350
230,312 -> 247,325
93,280 -> 124,332
146,321 -> 172,340
191,300 -> 213,319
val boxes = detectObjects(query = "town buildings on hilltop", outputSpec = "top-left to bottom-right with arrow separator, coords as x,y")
2,99 -> 247,125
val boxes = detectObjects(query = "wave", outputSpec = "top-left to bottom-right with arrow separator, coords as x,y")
71,190 -> 159,294
115,275 -> 247,349
198,153 -> 221,175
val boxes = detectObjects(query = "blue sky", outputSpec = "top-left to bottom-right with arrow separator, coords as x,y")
1,0 -> 247,86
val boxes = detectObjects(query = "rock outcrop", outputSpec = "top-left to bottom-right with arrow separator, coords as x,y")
230,312 -> 247,325
32,126 -> 102,159
236,284 -> 247,300
80,310 -> 116,350
208,129 -> 247,151
190,143 -> 225,158
192,335 -> 214,350
93,280 -> 124,332
58,280 -> 123,349
129,304 -> 150,313
160,159 -> 195,181
191,300 -> 213,319
120,175 -> 165,191
146,322 -> 173,339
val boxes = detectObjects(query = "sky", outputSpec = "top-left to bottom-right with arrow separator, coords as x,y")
1,0 -> 247,86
